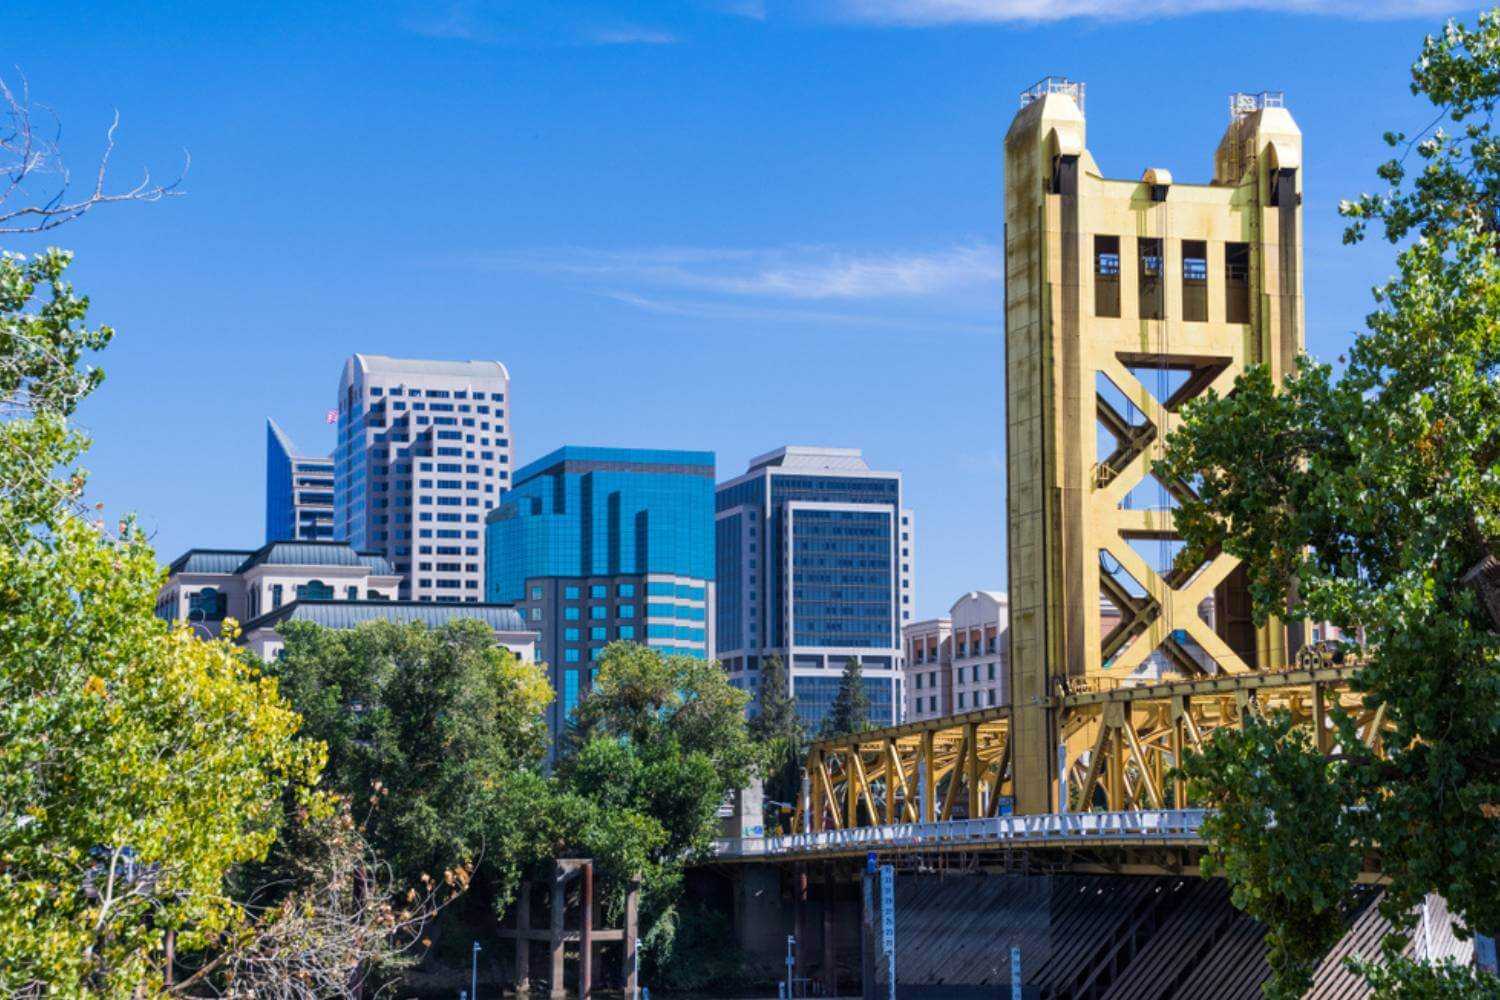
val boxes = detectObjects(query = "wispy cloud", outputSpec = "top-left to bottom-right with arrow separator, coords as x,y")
479,242 -> 1002,301
831,0 -> 1465,24
406,2 -> 681,45
602,290 -> 994,332
469,241 -> 1001,333
587,26 -> 681,44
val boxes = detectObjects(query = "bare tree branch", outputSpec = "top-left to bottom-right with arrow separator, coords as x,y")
0,69 -> 187,235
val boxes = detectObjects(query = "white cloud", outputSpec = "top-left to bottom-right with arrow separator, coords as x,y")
480,242 -> 1002,301
602,290 -> 994,332
588,26 -> 681,44
833,0 -> 1465,24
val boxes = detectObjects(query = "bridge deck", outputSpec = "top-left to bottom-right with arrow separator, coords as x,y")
716,808 -> 1206,861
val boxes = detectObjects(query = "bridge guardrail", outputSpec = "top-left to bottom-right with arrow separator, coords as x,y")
713,809 -> 1208,858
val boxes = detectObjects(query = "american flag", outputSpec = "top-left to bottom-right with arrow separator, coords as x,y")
325,408 -> 338,425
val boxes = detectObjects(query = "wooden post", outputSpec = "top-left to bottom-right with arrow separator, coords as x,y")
550,866 -> 567,1000
623,877 -> 641,998
822,864 -> 837,995
516,880 -> 532,994
580,861 -> 593,1000
163,930 -> 175,987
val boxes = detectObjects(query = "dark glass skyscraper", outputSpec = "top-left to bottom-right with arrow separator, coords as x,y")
484,446 -> 715,744
265,419 -> 334,542
716,446 -> 913,730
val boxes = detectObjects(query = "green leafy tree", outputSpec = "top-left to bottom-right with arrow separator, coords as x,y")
750,655 -> 804,829
559,642 -> 756,979
821,656 -> 872,739
269,618 -> 554,911
0,248 -> 323,995
1160,12 -> 1500,996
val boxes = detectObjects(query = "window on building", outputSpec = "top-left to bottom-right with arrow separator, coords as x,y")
958,692 -> 966,709
529,607 -> 541,621
564,607 -> 581,621
565,648 -> 580,663
590,584 -> 608,599
1095,235 -> 1121,317
271,584 -> 283,609
1182,239 -> 1208,321
1138,237 -> 1164,320
297,579 -> 334,601
1226,242 -> 1251,323
619,604 -> 636,618
530,586 -> 543,600
618,625 -> 636,640
618,583 -> 636,598
564,585 -> 581,599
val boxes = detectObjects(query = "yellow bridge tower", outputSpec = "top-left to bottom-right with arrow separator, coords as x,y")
1003,79 -> 1305,814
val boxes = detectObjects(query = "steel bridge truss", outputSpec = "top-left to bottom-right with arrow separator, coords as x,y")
796,663 -> 1386,834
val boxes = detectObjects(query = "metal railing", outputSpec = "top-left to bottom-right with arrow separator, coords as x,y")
1020,77 -> 1085,112
1229,91 -> 1285,118
714,809 -> 1207,858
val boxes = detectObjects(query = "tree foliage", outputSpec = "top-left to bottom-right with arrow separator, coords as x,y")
558,642 -> 756,977
1159,11 -> 1500,996
0,248 -> 324,995
821,656 -> 872,739
268,619 -> 553,910
750,655 -> 805,828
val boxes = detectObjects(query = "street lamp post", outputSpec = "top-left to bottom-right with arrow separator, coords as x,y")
471,940 -> 481,1000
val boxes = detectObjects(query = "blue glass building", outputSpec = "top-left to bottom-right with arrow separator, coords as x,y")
484,446 -> 716,743
265,419 -> 334,543
716,446 -> 914,730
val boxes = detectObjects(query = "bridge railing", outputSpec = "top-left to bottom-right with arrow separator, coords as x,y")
714,808 -> 1208,858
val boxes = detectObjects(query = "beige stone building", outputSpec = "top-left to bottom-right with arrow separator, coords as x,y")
902,590 -> 1008,721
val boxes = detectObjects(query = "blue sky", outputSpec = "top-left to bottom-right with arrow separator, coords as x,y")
3,0 -> 1482,618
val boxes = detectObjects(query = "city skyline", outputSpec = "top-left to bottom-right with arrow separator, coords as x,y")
4,1 -> 1478,619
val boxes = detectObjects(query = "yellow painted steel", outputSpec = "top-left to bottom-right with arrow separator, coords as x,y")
791,86 -> 1385,834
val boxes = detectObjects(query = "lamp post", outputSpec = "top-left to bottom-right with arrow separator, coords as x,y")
471,940 -> 481,999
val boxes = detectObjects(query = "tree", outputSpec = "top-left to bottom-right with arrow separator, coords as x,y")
750,655 -> 805,829
1159,11 -> 1500,996
0,248 -> 324,995
268,618 -> 554,911
821,656 -> 872,739
749,654 -> 799,742
1,72 -> 185,234
559,642 -> 756,978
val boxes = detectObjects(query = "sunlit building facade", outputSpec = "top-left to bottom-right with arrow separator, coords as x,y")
716,446 -> 912,730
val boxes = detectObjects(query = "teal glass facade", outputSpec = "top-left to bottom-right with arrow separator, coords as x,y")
485,447 -> 716,748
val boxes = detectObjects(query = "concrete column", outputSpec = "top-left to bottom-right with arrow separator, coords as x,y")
861,872 -> 877,1000
794,864 -> 809,983
822,864 -> 837,995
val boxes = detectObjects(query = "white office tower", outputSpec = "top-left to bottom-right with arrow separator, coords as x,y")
334,354 -> 511,602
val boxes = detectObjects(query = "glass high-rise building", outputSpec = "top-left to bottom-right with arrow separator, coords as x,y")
484,446 -> 715,743
265,419 -> 334,542
333,354 -> 511,602
716,446 -> 913,730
